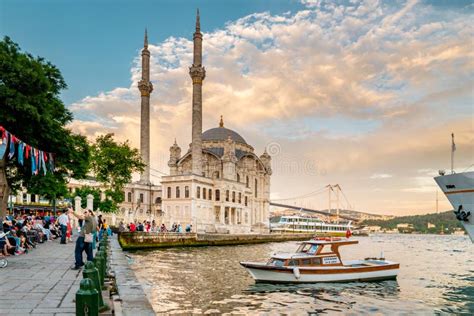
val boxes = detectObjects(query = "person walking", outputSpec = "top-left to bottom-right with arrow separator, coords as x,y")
57,209 -> 69,244
70,208 -> 95,270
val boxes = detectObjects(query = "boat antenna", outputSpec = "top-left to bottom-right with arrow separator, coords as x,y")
451,133 -> 456,174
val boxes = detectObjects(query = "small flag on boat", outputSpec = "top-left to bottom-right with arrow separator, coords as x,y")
346,229 -> 352,239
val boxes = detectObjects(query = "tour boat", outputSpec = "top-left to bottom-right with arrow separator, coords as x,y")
434,171 -> 474,243
240,238 -> 399,283
271,215 -> 353,237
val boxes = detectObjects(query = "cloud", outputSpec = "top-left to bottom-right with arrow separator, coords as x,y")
370,173 -> 393,179
69,0 -> 473,215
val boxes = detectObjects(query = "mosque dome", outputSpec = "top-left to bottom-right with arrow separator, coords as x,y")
202,116 -> 247,144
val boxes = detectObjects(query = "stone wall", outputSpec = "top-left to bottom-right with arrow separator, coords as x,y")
118,232 -> 315,250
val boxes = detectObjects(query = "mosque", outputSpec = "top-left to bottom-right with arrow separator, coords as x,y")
120,11 -> 272,233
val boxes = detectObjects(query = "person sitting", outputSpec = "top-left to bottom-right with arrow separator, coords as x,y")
185,224 -> 191,233
0,232 -> 15,256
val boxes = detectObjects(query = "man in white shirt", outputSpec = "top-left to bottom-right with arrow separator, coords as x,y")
57,209 -> 69,244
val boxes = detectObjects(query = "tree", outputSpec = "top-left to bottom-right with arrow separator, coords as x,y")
0,37 -> 90,219
90,133 -> 144,213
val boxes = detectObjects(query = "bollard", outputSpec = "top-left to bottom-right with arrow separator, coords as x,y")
76,278 -> 99,316
97,250 -> 107,283
93,253 -> 105,286
82,262 -> 106,311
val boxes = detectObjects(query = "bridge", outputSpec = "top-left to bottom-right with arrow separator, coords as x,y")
269,184 -> 361,222
269,202 -> 359,221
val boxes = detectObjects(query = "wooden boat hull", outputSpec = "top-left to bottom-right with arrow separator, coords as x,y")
240,261 -> 399,283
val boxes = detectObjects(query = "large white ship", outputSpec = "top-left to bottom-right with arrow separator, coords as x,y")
434,171 -> 474,243
271,215 -> 353,237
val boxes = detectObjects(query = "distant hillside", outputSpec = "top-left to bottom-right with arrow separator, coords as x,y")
361,211 -> 462,234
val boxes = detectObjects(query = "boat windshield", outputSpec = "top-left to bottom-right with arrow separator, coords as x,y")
297,243 -> 319,254
268,258 -> 285,267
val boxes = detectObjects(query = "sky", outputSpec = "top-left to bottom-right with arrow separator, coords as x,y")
1,0 -> 473,215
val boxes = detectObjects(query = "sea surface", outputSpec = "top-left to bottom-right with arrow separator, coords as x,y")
128,234 -> 473,315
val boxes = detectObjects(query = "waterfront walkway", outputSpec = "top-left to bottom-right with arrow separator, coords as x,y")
0,238 -> 81,315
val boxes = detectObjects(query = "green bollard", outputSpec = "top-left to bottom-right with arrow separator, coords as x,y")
93,253 -> 105,286
82,262 -> 106,311
97,250 -> 107,283
76,278 -> 99,316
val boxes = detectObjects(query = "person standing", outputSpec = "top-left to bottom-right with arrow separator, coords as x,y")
57,209 -> 69,244
70,208 -> 95,270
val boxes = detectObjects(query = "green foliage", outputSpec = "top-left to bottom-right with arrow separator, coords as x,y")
90,133 -> 145,213
0,36 -> 90,200
361,211 -> 463,234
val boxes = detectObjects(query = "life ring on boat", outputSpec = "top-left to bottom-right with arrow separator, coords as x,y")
454,205 -> 471,222
293,267 -> 301,279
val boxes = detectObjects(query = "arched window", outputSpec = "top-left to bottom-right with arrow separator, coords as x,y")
140,193 -> 144,203
127,192 -> 132,202
246,176 -> 249,187
254,179 -> 258,198
232,191 -> 236,203
176,186 -> 180,198
167,187 -> 171,199
185,186 -> 190,198
197,186 -> 201,199
245,196 -> 248,206
208,189 -> 212,200
155,197 -> 162,204
226,190 -> 229,202
203,188 -> 207,199
213,171 -> 220,179
237,173 -> 240,182
215,189 -> 220,201
238,192 -> 242,204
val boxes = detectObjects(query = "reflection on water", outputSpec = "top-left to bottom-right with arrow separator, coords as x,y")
129,234 -> 473,314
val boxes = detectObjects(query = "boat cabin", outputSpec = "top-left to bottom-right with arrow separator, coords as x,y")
267,239 -> 358,267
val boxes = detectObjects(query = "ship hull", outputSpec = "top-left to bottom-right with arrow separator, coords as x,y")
240,261 -> 399,283
434,171 -> 474,242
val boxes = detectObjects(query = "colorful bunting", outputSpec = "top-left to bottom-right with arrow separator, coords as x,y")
0,125 -> 55,176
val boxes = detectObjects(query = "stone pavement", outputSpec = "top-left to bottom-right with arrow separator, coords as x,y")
109,236 -> 155,316
0,237 -> 83,315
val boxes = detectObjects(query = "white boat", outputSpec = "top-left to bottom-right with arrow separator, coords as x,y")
434,171 -> 474,243
271,215 -> 353,237
240,238 -> 399,283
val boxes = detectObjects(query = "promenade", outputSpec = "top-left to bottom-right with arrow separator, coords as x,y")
0,238 -> 81,315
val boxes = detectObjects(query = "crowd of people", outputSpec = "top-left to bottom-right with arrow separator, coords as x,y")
0,211 -> 72,257
118,220 -> 193,233
0,208 -> 113,271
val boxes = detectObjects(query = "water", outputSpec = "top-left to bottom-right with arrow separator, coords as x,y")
128,234 -> 473,314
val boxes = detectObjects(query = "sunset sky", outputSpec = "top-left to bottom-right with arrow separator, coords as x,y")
2,0 -> 473,215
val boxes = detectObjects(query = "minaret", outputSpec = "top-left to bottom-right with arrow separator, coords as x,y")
138,28 -> 153,184
189,9 -> 206,176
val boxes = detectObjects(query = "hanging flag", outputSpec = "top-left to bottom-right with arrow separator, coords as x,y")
40,150 -> 47,175
17,142 -> 25,165
0,138 -> 6,160
25,144 -> 30,159
8,133 -> 15,159
31,147 -> 36,175
35,149 -> 40,175
0,125 -> 55,176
